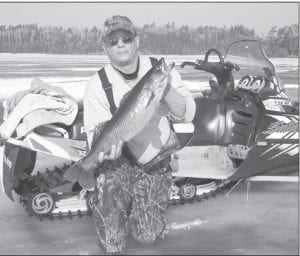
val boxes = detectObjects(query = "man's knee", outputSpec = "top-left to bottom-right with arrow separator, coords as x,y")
129,213 -> 167,245
131,226 -> 164,245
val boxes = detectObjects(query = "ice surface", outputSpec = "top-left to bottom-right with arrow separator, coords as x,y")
0,54 -> 298,101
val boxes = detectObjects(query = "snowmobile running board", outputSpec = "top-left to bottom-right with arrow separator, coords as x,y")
247,176 -> 298,182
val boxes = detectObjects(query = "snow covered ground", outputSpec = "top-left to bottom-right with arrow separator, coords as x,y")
0,53 -> 298,101
0,177 -> 298,255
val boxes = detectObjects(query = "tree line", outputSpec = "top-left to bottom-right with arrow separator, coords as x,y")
0,23 -> 298,57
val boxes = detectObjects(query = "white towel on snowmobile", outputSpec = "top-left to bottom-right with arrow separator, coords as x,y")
0,78 -> 78,139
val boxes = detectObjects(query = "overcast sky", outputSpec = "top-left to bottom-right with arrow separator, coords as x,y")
0,2 -> 298,37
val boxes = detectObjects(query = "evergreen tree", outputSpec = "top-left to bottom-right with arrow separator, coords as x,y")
0,23 -> 297,57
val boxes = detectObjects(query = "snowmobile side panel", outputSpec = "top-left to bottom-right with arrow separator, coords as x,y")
256,111 -> 298,144
172,145 -> 236,179
229,144 -> 299,180
7,133 -> 88,161
2,142 -> 36,201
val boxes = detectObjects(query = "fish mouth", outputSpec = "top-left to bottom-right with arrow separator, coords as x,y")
158,57 -> 175,75
158,76 -> 168,83
168,62 -> 175,71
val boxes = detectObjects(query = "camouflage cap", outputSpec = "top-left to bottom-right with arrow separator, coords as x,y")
102,15 -> 137,38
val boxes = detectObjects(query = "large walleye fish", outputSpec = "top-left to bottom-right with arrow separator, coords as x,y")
64,58 -> 173,187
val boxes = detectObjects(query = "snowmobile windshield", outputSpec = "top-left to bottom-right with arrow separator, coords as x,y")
224,40 -> 284,90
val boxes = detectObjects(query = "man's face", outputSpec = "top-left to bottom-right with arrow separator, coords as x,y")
103,30 -> 140,67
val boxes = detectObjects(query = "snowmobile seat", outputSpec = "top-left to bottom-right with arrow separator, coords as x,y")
34,101 -> 86,141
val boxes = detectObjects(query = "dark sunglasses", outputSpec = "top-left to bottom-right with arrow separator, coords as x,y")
106,35 -> 135,47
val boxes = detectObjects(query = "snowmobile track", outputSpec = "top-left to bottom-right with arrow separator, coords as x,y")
18,164 -> 239,220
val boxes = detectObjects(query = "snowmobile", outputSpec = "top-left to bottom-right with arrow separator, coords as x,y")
1,39 -> 298,220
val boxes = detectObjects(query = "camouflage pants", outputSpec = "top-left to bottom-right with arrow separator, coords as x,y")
92,156 -> 172,254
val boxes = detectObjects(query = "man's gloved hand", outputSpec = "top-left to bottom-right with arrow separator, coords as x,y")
98,141 -> 123,163
190,94 -> 258,147
78,141 -> 123,190
91,123 -> 123,163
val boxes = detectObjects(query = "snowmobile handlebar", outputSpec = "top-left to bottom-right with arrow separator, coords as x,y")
180,48 -> 240,86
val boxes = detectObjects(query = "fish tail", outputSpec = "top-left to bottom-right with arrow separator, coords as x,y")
64,163 -> 96,189
64,163 -> 87,182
